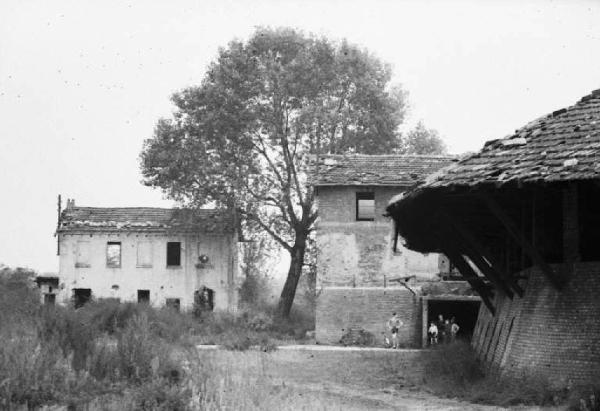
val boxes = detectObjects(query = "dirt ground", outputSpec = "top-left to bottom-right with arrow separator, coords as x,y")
199,346 -> 560,411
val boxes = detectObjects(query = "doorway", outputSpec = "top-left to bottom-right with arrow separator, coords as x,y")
422,297 -> 481,347
73,288 -> 92,308
137,289 -> 150,304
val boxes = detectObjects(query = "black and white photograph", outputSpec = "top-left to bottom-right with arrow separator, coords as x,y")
1,1 -> 599,409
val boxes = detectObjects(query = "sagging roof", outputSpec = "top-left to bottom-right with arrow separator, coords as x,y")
58,206 -> 234,234
398,88 -> 600,192
313,154 -> 456,187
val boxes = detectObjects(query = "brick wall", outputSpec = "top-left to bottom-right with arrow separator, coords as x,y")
472,262 -> 600,386
316,287 -> 422,346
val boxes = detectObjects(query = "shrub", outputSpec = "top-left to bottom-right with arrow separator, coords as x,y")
128,377 -> 192,410
339,328 -> 375,346
0,321 -> 85,408
0,265 -> 41,324
421,341 -> 484,389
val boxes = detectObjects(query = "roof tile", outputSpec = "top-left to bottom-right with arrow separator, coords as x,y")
313,154 -> 456,186
58,207 -> 233,233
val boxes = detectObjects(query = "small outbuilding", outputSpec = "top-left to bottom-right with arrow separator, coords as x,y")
387,89 -> 600,385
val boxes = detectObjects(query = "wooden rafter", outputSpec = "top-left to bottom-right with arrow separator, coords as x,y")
480,193 -> 565,289
443,246 -> 496,315
439,210 -> 524,298
433,229 -> 496,315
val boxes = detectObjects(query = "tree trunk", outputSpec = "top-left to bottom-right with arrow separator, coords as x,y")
277,235 -> 307,318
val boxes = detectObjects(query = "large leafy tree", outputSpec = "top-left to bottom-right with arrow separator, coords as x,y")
400,120 -> 447,155
140,27 -> 407,317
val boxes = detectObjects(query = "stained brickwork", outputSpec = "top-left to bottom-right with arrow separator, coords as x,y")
472,262 -> 600,386
316,287 -> 422,346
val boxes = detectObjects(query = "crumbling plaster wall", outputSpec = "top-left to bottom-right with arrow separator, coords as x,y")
316,186 -> 441,287
472,262 -> 600,386
57,232 -> 237,311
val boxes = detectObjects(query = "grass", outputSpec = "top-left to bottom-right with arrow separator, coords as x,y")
0,266 -> 316,409
382,340 -> 599,409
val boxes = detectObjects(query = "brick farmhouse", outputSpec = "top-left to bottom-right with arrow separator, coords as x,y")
386,89 -> 600,385
313,154 -> 481,347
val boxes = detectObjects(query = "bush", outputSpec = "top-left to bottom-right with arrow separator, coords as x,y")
0,321 -> 86,408
0,265 -> 41,323
339,328 -> 375,346
128,377 -> 192,410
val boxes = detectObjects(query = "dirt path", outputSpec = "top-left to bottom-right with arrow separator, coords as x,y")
265,348 -> 503,411
198,345 -> 552,410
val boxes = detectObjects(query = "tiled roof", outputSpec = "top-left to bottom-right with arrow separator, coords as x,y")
312,154 -> 456,186
410,88 -> 600,190
58,207 -> 234,233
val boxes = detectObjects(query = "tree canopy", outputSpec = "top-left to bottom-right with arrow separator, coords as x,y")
140,27 -> 409,316
399,120 -> 447,155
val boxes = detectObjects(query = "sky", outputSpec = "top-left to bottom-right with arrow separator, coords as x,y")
1,0 -> 599,274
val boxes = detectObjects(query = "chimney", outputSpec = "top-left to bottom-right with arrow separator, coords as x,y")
66,199 -> 75,209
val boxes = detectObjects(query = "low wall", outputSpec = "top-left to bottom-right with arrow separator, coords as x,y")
316,287 -> 422,347
472,262 -> 600,386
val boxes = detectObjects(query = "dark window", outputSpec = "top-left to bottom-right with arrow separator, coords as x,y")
167,242 -> 181,266
166,298 -> 181,312
73,288 -> 92,308
44,294 -> 56,305
137,289 -> 150,304
356,192 -> 375,221
106,242 -> 122,268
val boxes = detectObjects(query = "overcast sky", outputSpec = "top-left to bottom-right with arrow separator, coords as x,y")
1,0 -> 599,273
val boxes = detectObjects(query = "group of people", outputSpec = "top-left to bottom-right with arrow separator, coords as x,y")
384,312 -> 460,349
428,314 -> 459,345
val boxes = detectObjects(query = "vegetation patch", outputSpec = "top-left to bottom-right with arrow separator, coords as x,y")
382,340 -> 599,409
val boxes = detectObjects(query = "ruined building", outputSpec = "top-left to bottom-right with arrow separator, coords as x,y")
40,199 -> 238,311
387,89 -> 600,385
313,154 -> 480,347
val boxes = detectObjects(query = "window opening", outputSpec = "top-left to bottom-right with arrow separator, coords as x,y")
356,192 -> 375,221
167,242 -> 181,266
106,242 -> 122,268
166,298 -> 181,312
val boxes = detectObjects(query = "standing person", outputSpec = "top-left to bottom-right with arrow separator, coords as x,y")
450,317 -> 460,343
436,314 -> 445,343
428,321 -> 438,346
387,312 -> 403,349
443,319 -> 452,344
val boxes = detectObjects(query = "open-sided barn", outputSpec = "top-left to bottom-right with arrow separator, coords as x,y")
386,89 -> 600,385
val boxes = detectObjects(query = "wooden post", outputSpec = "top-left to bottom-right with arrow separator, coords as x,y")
563,183 -> 580,264
480,193 -> 564,289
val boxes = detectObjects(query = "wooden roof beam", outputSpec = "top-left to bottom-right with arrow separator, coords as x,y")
443,247 -> 496,316
439,210 -> 524,298
480,193 -> 565,290
433,230 -> 496,315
